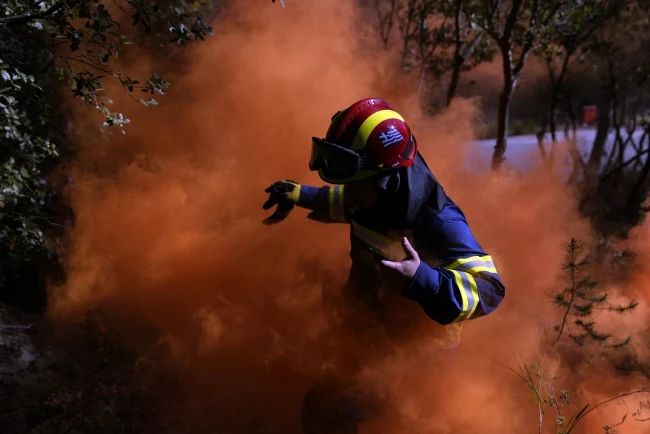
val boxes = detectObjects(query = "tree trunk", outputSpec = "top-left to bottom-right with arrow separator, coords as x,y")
492,72 -> 515,171
564,91 -> 583,183
447,0 -> 464,107
564,91 -> 578,141
536,112 -> 549,166
549,87 -> 560,143
626,129 -> 650,213
586,97 -> 612,182
446,58 -> 462,107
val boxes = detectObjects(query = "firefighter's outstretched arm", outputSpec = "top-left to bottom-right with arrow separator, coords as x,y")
262,180 -> 348,225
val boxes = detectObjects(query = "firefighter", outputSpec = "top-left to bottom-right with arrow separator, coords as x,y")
262,97 -> 506,433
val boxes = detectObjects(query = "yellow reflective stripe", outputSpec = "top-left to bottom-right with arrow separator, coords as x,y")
445,255 -> 491,269
328,187 -> 336,220
328,186 -> 346,222
467,265 -> 497,273
449,270 -> 479,323
450,270 -> 468,320
328,187 -> 334,214
446,255 -> 498,275
286,181 -> 300,203
352,109 -> 405,150
466,273 -> 480,319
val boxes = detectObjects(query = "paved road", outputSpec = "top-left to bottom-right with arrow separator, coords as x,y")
467,127 -> 647,177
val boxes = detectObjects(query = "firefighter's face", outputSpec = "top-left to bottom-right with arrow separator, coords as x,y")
345,180 -> 379,211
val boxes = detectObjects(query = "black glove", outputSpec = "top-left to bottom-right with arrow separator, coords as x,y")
262,180 -> 301,225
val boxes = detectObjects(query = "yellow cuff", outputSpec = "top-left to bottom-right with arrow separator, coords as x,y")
284,180 -> 301,203
328,185 -> 345,221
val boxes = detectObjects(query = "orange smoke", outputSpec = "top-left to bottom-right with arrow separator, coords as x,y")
50,1 -> 649,433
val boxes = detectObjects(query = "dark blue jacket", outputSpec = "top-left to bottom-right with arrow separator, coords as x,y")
298,184 -> 505,328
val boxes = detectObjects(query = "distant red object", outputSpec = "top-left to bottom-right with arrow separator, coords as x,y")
582,105 -> 598,124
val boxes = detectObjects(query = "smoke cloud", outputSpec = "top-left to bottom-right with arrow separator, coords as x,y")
49,1 -> 649,432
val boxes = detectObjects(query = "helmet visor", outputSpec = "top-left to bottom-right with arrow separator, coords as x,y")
309,137 -> 362,179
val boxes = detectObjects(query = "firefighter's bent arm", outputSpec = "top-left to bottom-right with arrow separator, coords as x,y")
401,203 -> 506,325
401,260 -> 504,325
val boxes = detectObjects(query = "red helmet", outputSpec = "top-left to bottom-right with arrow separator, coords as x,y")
309,98 -> 417,184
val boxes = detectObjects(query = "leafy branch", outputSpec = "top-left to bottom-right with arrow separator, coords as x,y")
2,0 -> 213,130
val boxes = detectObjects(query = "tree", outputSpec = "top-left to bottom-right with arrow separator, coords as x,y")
395,0 -> 452,96
372,0 -> 494,108
567,1 -> 650,228
539,1 -> 624,143
0,0 -> 216,301
536,0 -> 625,172
552,238 -> 637,348
467,0 -> 566,171
1,0 -> 214,128
442,0 -> 494,106
372,0 -> 398,48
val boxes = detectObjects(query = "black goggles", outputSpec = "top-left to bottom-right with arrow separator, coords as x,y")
309,137 -> 382,179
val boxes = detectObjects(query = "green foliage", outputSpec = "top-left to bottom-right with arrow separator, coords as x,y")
0,0 -> 215,299
392,0 -> 496,72
1,0 -> 212,130
0,57 -> 62,296
543,0 -> 625,54
552,238 -> 638,348
373,0 -> 496,104
464,0 -> 566,77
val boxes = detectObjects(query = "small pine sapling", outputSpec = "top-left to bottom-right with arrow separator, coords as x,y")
552,238 -> 638,348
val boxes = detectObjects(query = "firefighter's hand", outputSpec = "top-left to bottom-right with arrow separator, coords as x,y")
262,180 -> 301,225
380,237 -> 421,279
